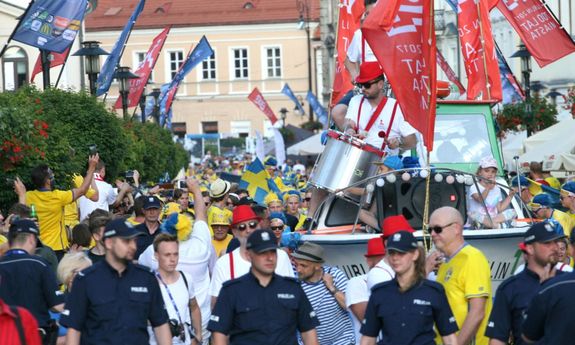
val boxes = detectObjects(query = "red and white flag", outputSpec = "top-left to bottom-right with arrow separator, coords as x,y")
331,0 -> 364,104
248,88 -> 278,124
496,0 -> 575,67
30,48 -> 70,82
362,0 -> 437,150
436,50 -> 465,95
458,0 -> 502,101
114,26 -> 171,109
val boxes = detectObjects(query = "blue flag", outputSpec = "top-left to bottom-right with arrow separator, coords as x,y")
281,84 -> 305,115
496,47 -> 525,105
12,0 -> 87,53
157,83 -> 171,127
165,36 -> 214,93
239,158 -> 282,204
306,91 -> 328,126
96,0 -> 146,96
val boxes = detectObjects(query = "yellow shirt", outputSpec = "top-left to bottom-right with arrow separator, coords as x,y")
551,209 -> 575,238
212,234 -> 233,257
0,234 -> 6,246
63,175 -> 96,228
27,189 -> 74,251
436,245 -> 492,345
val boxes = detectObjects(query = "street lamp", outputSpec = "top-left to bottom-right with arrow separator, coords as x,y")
511,43 -> 532,135
279,107 -> 288,127
546,89 -> 563,106
149,87 -> 162,125
297,0 -> 313,123
114,66 -> 139,120
72,41 -> 109,96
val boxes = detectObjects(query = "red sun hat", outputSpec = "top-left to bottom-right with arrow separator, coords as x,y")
232,205 -> 260,226
364,237 -> 386,257
355,61 -> 384,83
381,215 -> 414,239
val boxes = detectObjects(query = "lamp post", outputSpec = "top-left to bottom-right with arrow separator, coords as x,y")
279,107 -> 288,127
149,87 -> 162,125
72,41 -> 109,96
297,0 -> 313,123
114,66 -> 139,120
510,43 -> 532,135
546,89 -> 562,106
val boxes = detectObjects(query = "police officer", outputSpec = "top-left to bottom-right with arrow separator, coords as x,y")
486,221 -> 564,345
360,231 -> 458,345
60,219 -> 171,345
0,219 -> 64,345
208,229 -> 320,345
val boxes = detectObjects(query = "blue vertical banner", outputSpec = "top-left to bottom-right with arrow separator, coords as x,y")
12,0 -> 87,53
158,83 -> 171,127
281,83 -> 305,115
306,91 -> 328,126
96,0 -> 146,96
496,47 -> 525,104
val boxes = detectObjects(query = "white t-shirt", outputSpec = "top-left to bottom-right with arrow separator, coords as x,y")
467,183 -> 503,220
366,258 -> 395,290
347,29 -> 376,63
346,274 -> 369,344
345,95 -> 417,155
149,272 -> 196,345
78,177 -> 117,221
138,220 -> 213,342
209,247 -> 295,298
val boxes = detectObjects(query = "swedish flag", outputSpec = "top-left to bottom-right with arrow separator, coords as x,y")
239,158 -> 283,204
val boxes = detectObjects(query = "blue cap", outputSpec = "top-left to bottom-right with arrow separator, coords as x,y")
531,193 -> 554,207
524,221 -> 564,244
511,175 -> 529,188
9,219 -> 39,237
562,181 -> 575,194
143,196 -> 161,209
246,229 -> 278,253
383,155 -> 403,170
269,211 -> 287,224
264,156 -> 277,167
386,231 -> 418,253
103,219 -> 143,240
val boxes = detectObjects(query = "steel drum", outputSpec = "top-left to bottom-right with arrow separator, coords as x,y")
309,130 -> 384,193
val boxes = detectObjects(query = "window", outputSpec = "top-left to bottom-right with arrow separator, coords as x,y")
168,51 -> 184,79
3,46 -> 28,91
134,52 -> 154,81
202,52 -> 216,80
265,47 -> 281,78
231,120 -> 251,138
202,121 -> 219,134
232,48 -> 248,79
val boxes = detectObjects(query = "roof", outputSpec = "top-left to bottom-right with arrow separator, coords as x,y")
85,0 -> 321,31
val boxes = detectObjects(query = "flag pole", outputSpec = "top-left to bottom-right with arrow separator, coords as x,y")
475,0 -> 492,100
0,0 -> 35,59
55,47 -> 74,88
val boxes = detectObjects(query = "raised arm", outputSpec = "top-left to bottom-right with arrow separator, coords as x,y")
72,154 -> 99,201
187,177 -> 206,222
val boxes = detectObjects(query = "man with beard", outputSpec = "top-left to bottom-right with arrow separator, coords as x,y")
61,219 -> 171,345
486,221 -> 564,345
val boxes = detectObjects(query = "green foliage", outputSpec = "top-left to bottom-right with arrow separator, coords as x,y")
0,86 -> 189,212
496,96 -> 558,136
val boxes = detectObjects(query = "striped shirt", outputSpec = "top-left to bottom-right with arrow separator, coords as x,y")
300,266 -> 355,345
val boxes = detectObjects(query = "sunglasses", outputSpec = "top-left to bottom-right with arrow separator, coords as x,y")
237,221 -> 258,231
303,198 -> 311,202
271,225 -> 284,231
357,79 -> 381,89
429,222 -> 456,234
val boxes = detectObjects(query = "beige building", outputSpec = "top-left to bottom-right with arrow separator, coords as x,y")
86,0 -> 321,138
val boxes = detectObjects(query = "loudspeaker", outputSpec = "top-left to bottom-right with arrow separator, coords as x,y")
376,175 -> 467,229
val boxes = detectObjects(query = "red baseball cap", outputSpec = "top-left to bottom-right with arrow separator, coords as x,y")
381,215 -> 414,239
232,205 -> 260,226
364,237 -> 386,257
355,61 -> 384,83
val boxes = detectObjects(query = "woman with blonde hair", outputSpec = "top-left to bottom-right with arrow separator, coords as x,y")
57,251 -> 92,291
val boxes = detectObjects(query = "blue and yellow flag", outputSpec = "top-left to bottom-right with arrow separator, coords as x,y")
239,158 -> 282,204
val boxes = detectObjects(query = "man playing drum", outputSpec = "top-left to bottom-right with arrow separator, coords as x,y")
304,61 -> 418,230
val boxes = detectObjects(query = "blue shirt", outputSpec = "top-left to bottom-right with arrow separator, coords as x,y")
208,271 -> 319,345
60,259 -> 168,345
486,267 -> 564,344
361,278 -> 458,345
522,272 -> 575,344
0,249 -> 63,327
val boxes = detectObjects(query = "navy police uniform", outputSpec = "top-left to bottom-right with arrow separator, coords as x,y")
361,279 -> 458,345
208,271 -> 319,345
0,249 -> 64,327
486,267 -> 564,345
522,272 -> 575,344
60,260 -> 168,345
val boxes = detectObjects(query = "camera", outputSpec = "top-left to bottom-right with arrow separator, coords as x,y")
88,144 -> 98,156
176,180 -> 187,189
168,319 -> 186,342
125,170 -> 135,184
5,177 -> 15,186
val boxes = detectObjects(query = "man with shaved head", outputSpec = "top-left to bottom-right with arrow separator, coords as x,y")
429,206 -> 492,345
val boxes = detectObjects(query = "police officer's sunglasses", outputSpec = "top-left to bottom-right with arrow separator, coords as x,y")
237,221 -> 258,231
